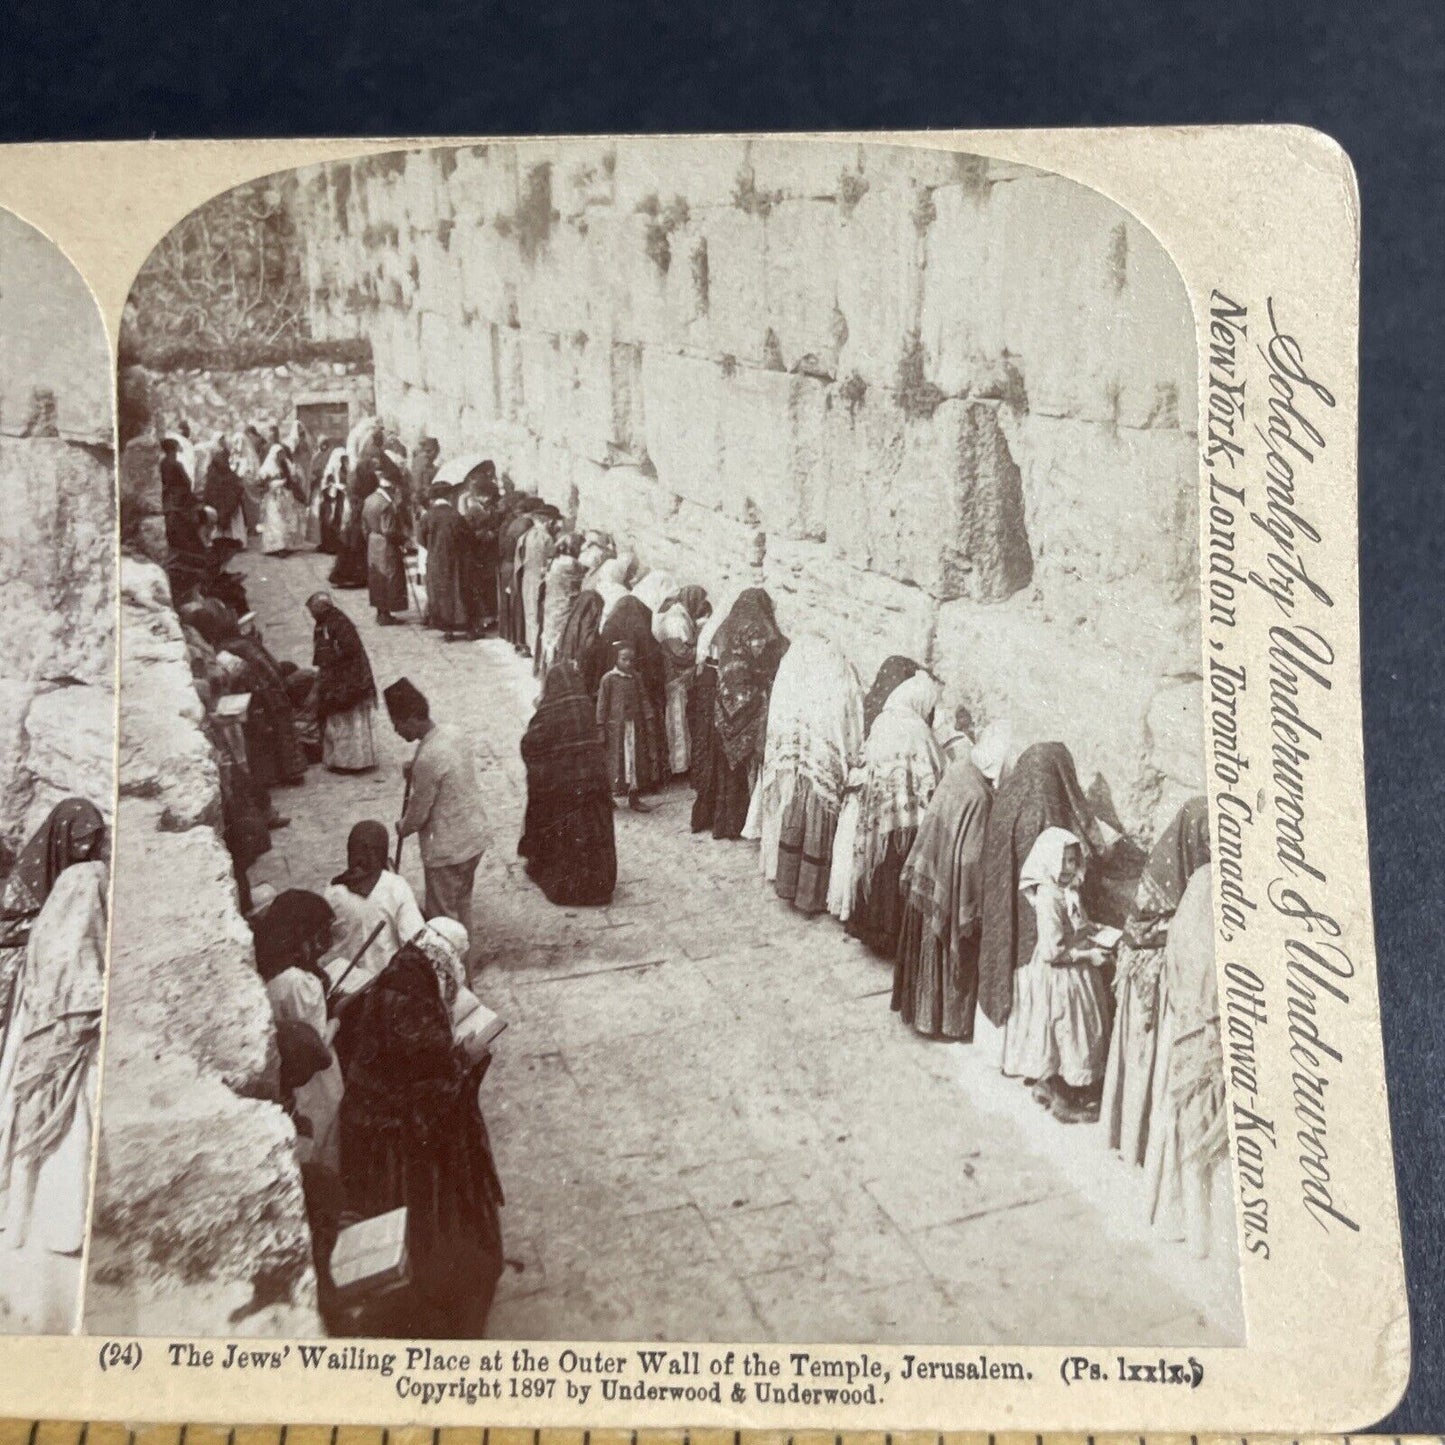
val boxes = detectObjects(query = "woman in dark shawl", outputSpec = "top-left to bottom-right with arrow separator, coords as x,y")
518,662 -> 617,906
337,929 -> 505,1339
976,742 -> 1105,1031
329,465 -> 371,589
555,589 -> 607,696
595,595 -> 668,793
687,649 -> 721,832
202,437 -> 248,553
308,593 -> 378,773
1102,795 -> 1210,1166
700,588 -> 788,839
892,749 -> 992,1039
190,601 -> 308,788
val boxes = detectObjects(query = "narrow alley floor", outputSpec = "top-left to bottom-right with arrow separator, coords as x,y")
239,546 -> 1244,1347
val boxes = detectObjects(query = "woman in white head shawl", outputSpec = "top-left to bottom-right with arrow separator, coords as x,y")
1001,826 -> 1110,1123
653,586 -> 710,775
589,557 -> 632,625
844,671 -> 945,957
971,718 -> 1017,787
317,446 -> 349,553
631,569 -> 677,618
750,635 -> 865,914
259,425 -> 305,555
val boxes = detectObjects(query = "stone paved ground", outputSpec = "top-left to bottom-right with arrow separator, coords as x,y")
238,547 -> 1243,1347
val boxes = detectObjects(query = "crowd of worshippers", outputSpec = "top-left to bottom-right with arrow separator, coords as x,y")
159,414 -> 1228,1310
0,799 -> 109,1328
177,583 -> 502,1334
156,412 -> 569,647
513,547 -> 1229,1263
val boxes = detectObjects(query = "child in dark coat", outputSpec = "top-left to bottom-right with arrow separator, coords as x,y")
596,645 -> 651,812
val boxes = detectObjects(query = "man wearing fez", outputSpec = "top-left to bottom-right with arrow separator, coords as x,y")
384,678 -> 487,946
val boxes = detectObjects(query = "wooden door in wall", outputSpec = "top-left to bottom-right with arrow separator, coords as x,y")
294,400 -> 351,449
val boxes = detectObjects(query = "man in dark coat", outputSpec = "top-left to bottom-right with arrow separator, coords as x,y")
419,484 -> 470,640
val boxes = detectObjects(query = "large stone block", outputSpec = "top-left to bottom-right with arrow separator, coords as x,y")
834,172 -> 926,386
719,366 -> 828,540
1002,409 -> 1198,601
21,683 -> 115,838
931,173 -> 1195,430
0,437 -> 115,687
546,139 -> 621,220
762,535 -> 935,687
763,199 -> 842,375
639,350 -> 724,510
611,135 -> 750,213
819,393 -> 1031,602
698,207 -> 770,365
444,143 -> 520,226
88,1051 -> 320,1337
0,210 -> 112,443
108,796 -> 275,1094
453,219 -> 520,329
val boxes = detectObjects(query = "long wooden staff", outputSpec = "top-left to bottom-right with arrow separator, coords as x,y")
325,920 -> 388,1006
395,768 -> 413,870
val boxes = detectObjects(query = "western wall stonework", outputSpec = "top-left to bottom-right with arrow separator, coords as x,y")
292,138 -> 1202,837
85,558 -> 320,1336
0,210 -> 115,861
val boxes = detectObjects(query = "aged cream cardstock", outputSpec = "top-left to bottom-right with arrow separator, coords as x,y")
0,127 -> 1407,1431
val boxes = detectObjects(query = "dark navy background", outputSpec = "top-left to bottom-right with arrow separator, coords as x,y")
1,0 -> 1439,1429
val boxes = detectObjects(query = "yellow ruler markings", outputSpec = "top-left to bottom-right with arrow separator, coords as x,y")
3,1428 -> 1444,1445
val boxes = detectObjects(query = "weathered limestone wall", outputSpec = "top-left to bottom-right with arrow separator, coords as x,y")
0,209 -> 114,860
137,354 -> 375,446
85,559 -> 320,1337
292,139 -> 1201,836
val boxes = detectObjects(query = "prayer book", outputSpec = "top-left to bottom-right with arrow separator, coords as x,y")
329,1206 -> 410,1304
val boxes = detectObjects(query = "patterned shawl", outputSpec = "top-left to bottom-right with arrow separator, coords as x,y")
541,555 -> 587,656
521,661 -> 611,800
863,655 -> 922,736
1161,865 -> 1228,1167
556,589 -> 607,695
1124,795 -> 1210,950
0,799 -> 106,950
712,588 -> 789,770
3,860 -> 107,1166
312,603 -> 376,721
856,671 -> 944,886
977,741 -> 1103,1026
900,754 -> 992,947
758,634 -> 865,821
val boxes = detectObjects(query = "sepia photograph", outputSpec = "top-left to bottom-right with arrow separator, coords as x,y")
85,135 -> 1239,1349
0,206 -> 116,1335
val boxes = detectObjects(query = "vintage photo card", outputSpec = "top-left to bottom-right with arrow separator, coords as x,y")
0,127 -> 1408,1431
0,204 -> 116,1337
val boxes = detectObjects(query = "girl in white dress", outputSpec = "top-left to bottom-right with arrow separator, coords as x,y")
1002,827 -> 1111,1123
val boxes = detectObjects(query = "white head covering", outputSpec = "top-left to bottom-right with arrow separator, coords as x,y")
632,569 -> 678,615
424,916 -> 469,959
413,917 -> 469,1007
972,718 -> 1016,786
759,633 -> 866,819
856,671 -> 945,885
1019,827 -> 1085,896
